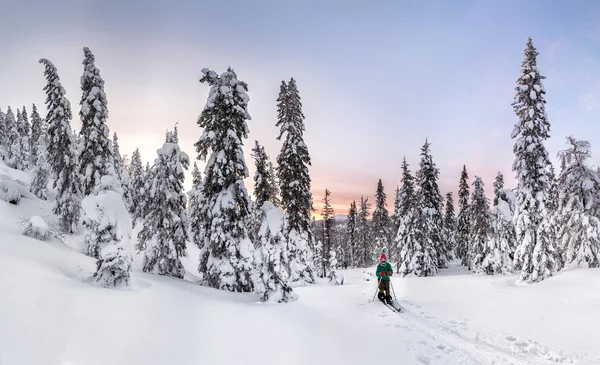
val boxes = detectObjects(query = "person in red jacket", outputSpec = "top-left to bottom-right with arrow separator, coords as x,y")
375,253 -> 393,304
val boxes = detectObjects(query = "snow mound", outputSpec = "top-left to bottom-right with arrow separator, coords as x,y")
17,215 -> 52,241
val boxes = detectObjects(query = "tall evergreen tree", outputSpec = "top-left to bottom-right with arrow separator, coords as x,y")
555,136 -> 600,269
268,160 -> 281,207
493,172 -> 504,206
78,47 -> 113,196
356,196 -> 372,267
111,133 -> 134,211
346,201 -> 358,267
137,129 -> 190,278
0,107 -> 6,152
251,140 -> 276,208
390,185 -> 402,243
128,148 -> 145,224
414,140 -> 443,273
30,124 -> 50,200
15,106 -> 30,170
456,165 -> 471,265
488,187 -> 517,275
195,68 -> 255,292
320,188 -> 334,277
276,78 -> 315,284
396,160 -> 422,276
3,107 -> 18,168
443,192 -> 457,260
188,162 -> 204,249
371,179 -> 391,261
468,176 -> 491,272
39,58 -> 81,233
29,104 -> 43,167
511,37 -> 557,283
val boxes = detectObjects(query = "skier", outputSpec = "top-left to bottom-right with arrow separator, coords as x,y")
376,253 -> 393,304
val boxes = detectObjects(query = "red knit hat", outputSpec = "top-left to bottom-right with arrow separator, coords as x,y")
379,253 -> 387,260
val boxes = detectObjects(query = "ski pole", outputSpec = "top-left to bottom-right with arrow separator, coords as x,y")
372,277 -> 381,302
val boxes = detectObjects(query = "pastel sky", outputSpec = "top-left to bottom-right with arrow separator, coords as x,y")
2,0 -> 600,217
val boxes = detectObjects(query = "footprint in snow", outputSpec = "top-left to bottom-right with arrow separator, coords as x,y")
416,355 -> 431,365
436,344 -> 445,350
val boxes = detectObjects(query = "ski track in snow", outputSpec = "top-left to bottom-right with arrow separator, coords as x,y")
359,278 -> 580,365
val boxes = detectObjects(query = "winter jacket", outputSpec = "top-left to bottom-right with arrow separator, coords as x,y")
376,262 -> 393,281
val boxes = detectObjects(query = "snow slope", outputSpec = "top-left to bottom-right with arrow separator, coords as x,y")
1,162 -> 599,365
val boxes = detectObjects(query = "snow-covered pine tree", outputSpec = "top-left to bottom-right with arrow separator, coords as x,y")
313,240 -> 323,275
493,172 -> 504,206
78,47 -> 112,196
390,185 -> 402,244
251,140 -> 276,208
189,162 -> 204,250
487,187 -> 517,275
194,68 -> 255,292
356,196 -> 372,267
371,179 -> 391,262
276,78 -> 315,285
254,201 -> 296,302
511,37 -> 558,283
5,107 -> 20,169
30,127 -> 50,200
39,58 -> 81,233
346,201 -> 358,267
128,148 -> 145,224
320,188 -> 334,277
111,133 -> 134,212
414,139 -> 443,273
396,157 -> 422,275
555,136 -> 600,269
328,248 -> 343,285
443,192 -> 457,260
468,176 -> 491,273
137,129 -> 190,278
456,165 -> 470,266
29,104 -> 43,167
268,160 -> 281,207
15,106 -> 30,170
0,107 -> 6,152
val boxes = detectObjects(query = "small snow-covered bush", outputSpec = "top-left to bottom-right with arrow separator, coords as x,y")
0,180 -> 21,204
17,216 -> 62,242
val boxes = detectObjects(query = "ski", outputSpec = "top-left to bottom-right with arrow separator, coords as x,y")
379,298 -> 402,312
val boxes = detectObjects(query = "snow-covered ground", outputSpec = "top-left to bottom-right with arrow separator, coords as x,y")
1,161 -> 600,365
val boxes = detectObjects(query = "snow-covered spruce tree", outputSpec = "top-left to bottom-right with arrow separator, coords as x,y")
328,248 -> 344,285
111,133 -> 134,212
487,187 -> 517,274
268,160 -> 281,207
468,176 -> 491,273
13,107 -> 30,171
188,162 -> 204,250
414,140 -> 443,273
30,129 -> 50,200
276,78 -> 315,285
346,200 -> 358,267
0,107 -> 6,152
456,165 -> 470,266
5,107 -> 20,169
555,136 -> 600,269
194,68 -> 255,292
137,129 -> 190,278
371,179 -> 391,262
39,58 -> 82,233
81,187 -> 133,288
443,192 -> 457,260
313,240 -> 323,275
78,47 -> 112,196
511,37 -> 558,283
128,148 -> 146,224
319,188 -> 334,277
254,202 -> 296,302
251,140 -> 277,208
29,104 -> 43,167
356,196 -> 372,267
390,185 -> 402,244
396,157 -> 422,275
493,172 -> 504,206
